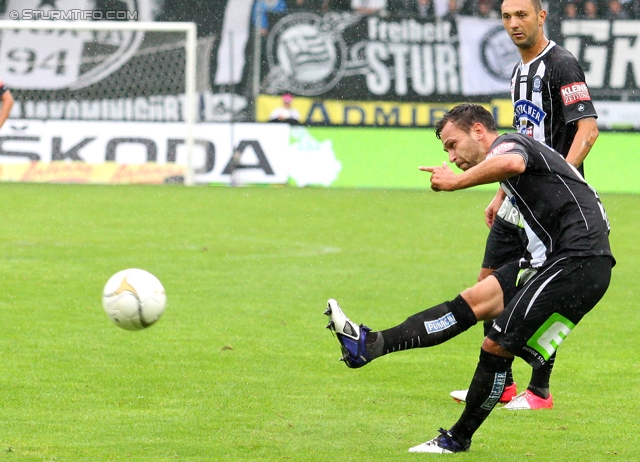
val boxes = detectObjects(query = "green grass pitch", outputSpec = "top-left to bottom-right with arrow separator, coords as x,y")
0,183 -> 638,461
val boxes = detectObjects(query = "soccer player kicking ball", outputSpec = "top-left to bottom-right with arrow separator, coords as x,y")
324,104 -> 614,453
464,0 -> 601,412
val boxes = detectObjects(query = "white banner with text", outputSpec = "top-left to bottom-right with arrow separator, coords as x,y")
0,121 -> 291,185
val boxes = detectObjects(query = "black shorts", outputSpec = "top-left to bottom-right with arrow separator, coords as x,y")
482,215 -> 527,270
487,256 -> 613,369
491,261 -> 520,307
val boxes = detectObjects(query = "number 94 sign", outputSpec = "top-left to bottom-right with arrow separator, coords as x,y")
0,0 -> 150,90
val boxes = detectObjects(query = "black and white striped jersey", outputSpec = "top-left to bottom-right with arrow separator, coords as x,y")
487,133 -> 614,268
510,41 -> 597,160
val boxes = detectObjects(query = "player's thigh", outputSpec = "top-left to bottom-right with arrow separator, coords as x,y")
488,256 -> 613,368
461,261 -> 520,321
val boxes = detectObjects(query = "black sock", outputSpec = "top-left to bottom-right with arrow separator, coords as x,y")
450,349 -> 514,445
483,320 -> 514,387
366,295 -> 477,360
527,352 -> 555,399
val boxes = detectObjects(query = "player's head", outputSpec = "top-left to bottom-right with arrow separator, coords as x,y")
502,0 -> 542,13
435,104 -> 497,140
501,0 -> 547,51
435,104 -> 498,171
282,93 -> 294,106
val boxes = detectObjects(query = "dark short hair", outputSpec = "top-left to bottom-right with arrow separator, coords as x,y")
435,104 -> 498,140
502,0 -> 543,13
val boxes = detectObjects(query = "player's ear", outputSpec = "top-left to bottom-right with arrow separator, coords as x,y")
538,9 -> 546,26
472,122 -> 485,140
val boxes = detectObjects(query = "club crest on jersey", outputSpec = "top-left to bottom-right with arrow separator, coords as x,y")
561,82 -> 591,105
532,75 -> 542,92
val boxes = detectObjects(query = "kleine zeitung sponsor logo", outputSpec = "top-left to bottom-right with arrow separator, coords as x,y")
560,82 -> 591,105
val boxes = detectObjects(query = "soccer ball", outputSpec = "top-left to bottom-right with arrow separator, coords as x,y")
102,268 -> 166,331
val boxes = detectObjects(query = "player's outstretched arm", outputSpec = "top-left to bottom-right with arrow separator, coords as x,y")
420,154 -> 525,192
565,117 -> 598,168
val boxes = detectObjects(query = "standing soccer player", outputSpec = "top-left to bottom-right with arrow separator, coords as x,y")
324,104 -> 614,453
450,0 -> 600,411
0,79 -> 14,130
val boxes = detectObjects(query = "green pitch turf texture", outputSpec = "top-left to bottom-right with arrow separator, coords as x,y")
0,183 -> 637,461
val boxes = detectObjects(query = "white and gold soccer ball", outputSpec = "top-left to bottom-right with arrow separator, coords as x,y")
102,269 -> 166,331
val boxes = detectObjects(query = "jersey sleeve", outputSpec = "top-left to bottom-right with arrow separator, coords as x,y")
0,79 -> 6,97
554,56 -> 598,124
487,136 -> 529,165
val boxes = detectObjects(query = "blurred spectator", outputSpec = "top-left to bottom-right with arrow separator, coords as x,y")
416,0 -> 434,17
459,0 -> 498,17
477,0 -> 499,17
606,0 -> 629,17
351,0 -> 387,14
617,0 -> 634,14
387,0 -> 434,17
386,0 -> 461,17
554,0 -> 588,19
325,0 -> 352,10
269,93 -> 301,124
387,0 -> 410,16
583,0 -> 600,18
564,1 -> 580,17
459,0 -> 474,14
628,0 -> 640,18
252,0 -> 288,35
288,0 -> 329,13
435,0 -> 454,17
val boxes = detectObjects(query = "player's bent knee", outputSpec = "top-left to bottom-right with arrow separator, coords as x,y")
460,276 -> 504,321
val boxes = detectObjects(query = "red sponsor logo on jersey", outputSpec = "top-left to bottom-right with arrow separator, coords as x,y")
560,82 -> 591,105
487,142 -> 516,159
